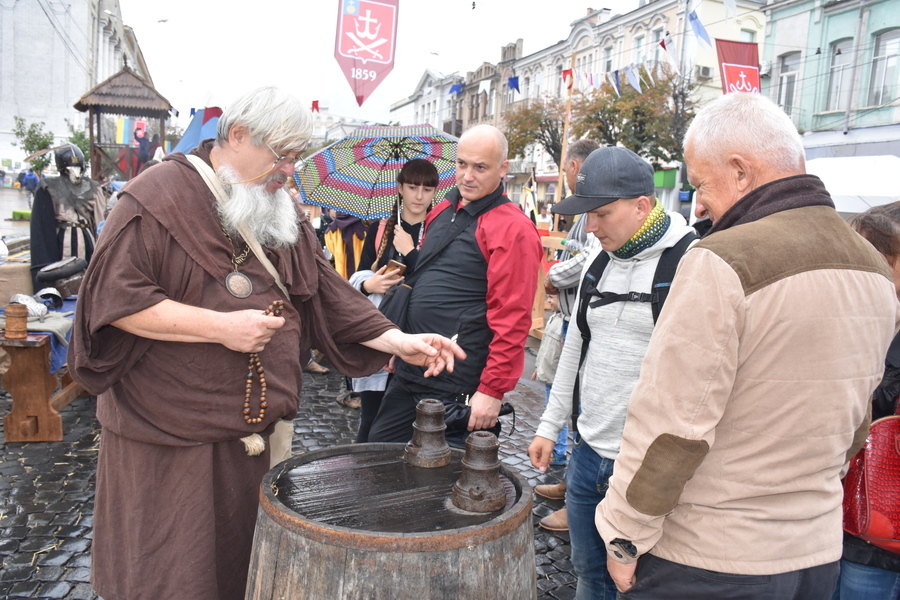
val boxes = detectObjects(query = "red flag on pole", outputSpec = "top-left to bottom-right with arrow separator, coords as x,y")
334,0 -> 398,107
715,40 -> 760,94
311,100 -> 320,113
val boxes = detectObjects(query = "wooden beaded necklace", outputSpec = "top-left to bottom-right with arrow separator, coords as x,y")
243,300 -> 283,424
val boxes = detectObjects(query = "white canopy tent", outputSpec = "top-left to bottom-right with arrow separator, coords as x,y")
806,155 -> 900,214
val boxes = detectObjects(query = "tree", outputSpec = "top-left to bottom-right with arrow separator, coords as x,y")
503,98 -> 566,168
166,123 -> 184,150
12,117 -> 54,173
571,66 -> 697,168
65,119 -> 91,170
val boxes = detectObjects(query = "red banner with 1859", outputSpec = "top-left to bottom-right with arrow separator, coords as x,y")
334,0 -> 398,107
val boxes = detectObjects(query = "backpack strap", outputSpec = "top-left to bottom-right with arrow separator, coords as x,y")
650,230 -> 699,323
374,219 -> 388,254
571,251 -> 610,433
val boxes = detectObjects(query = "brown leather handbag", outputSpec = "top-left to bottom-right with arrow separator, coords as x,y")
843,407 -> 900,554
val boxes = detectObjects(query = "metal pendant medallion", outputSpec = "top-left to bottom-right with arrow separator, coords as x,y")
225,271 -> 253,298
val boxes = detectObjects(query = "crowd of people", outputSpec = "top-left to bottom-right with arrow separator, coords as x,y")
52,84 -> 900,600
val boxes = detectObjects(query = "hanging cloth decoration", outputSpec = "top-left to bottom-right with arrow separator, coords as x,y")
624,65 -> 643,94
689,11 -> 713,49
660,32 -> 680,74
508,76 -> 520,92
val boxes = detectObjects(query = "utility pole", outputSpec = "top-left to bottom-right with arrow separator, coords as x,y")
555,52 -> 577,230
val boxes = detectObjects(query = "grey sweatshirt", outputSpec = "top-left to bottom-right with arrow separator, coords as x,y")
536,212 -> 695,459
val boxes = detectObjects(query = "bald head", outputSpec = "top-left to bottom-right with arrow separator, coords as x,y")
460,124 -> 508,164
455,125 -> 509,204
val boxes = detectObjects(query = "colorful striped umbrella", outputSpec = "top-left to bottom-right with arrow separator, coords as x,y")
295,124 -> 458,220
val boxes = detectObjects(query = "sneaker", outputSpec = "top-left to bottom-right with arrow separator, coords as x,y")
539,507 -> 568,531
550,451 -> 568,466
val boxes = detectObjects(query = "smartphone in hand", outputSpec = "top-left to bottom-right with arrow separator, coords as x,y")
386,259 -> 407,275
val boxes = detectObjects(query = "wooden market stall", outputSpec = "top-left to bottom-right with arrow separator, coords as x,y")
74,65 -> 173,182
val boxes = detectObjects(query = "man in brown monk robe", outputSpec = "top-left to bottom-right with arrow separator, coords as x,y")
69,86 -> 464,600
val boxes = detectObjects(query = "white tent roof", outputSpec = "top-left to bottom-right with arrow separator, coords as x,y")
806,155 -> 900,214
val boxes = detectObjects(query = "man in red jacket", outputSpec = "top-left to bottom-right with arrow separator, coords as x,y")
368,125 -> 543,446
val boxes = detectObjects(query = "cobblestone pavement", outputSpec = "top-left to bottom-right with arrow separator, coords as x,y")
0,348 -> 576,599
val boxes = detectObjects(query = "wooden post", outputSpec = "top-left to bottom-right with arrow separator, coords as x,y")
555,52 -> 576,231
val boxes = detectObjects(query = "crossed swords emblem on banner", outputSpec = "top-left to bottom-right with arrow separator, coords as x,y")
346,9 -> 387,62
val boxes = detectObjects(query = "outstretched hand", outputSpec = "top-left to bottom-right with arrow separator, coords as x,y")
392,332 -> 467,377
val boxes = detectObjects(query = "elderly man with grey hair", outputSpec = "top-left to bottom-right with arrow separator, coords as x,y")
595,92 -> 900,598
70,87 -> 464,600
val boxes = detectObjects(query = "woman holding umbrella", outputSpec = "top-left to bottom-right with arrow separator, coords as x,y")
349,158 -> 439,442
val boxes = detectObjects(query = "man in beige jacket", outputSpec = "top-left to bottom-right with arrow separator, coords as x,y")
595,93 -> 900,598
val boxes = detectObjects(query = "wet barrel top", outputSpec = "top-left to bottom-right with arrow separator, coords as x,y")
261,443 -> 532,552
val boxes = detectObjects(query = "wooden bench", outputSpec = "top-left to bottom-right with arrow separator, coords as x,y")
1,332 -> 84,442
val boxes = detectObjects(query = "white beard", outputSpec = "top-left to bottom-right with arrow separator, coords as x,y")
215,165 -> 299,248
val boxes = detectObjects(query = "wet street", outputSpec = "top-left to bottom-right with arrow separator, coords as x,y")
0,347 -> 577,599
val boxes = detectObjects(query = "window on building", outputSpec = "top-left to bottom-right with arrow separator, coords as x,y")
488,89 -> 495,116
869,29 -> 900,106
827,39 -> 853,111
535,71 -> 542,97
777,52 -> 801,115
652,29 -> 664,65
604,46 -> 613,72
556,65 -> 564,96
633,35 -> 645,64
739,29 -> 756,43
523,76 -> 531,99
505,83 -> 514,104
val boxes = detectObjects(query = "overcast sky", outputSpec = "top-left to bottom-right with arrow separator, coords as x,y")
119,0 -> 637,128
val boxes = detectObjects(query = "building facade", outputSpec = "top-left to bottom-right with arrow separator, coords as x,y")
762,0 -> 900,157
0,0 -> 151,174
392,1 -> 765,211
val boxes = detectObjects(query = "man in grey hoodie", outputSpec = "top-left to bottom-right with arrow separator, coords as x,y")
529,146 -> 696,600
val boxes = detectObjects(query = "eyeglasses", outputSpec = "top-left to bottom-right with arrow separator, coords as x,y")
265,142 -> 306,172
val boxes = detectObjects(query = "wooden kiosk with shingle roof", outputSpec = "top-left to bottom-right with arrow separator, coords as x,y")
74,65 -> 173,181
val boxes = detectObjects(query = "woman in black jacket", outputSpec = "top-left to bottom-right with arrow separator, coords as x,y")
835,203 -> 900,599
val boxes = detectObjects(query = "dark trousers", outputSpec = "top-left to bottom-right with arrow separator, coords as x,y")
367,377 -> 497,448
620,554 -> 840,600
355,390 -> 385,443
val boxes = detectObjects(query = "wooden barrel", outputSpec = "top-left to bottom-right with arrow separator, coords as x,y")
246,443 -> 536,600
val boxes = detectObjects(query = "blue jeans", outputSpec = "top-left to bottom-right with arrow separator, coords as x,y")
566,440 -> 619,600
833,560 -> 900,599
544,384 -> 569,458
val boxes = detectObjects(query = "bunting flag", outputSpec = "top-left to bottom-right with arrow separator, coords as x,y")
660,32 -> 680,74
723,0 -> 737,22
190,108 -> 196,117
689,11 -> 712,49
449,83 -> 463,95
608,71 -> 621,97
508,76 -> 520,92
522,171 -> 538,223
644,63 -> 655,86
478,79 -> 491,96
311,100 -> 320,113
594,73 -> 603,89
562,69 -> 574,89
624,65 -> 643,93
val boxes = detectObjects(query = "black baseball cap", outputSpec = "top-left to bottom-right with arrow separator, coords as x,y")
552,146 -> 655,215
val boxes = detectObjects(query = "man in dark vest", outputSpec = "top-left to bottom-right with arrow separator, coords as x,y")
367,124 -> 543,447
